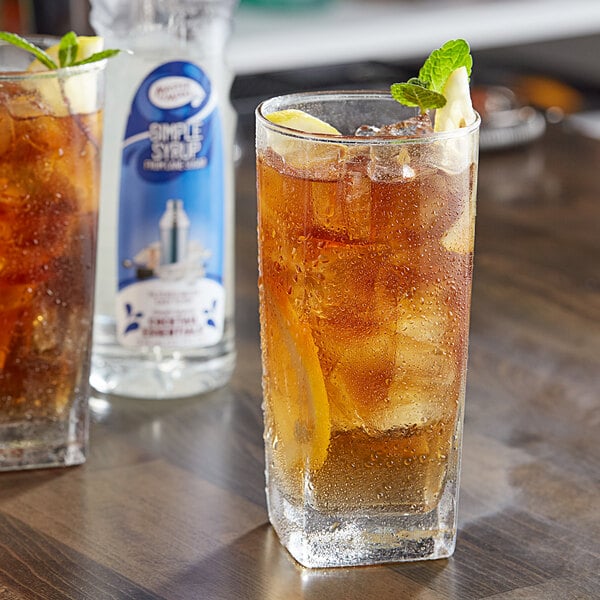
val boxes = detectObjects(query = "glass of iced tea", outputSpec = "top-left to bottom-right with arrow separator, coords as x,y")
256,91 -> 480,567
0,38 -> 105,470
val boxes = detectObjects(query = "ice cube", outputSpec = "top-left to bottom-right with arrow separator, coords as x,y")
3,88 -> 44,120
374,372 -> 460,432
264,129 -> 346,180
342,168 -> 372,240
309,160 -> 372,242
395,334 -> 456,388
396,306 -> 447,346
362,118 -> 432,183
378,113 -> 434,138
395,282 -> 462,346
354,125 -> 381,137
441,167 -> 477,254
302,238 -> 393,328
367,147 -> 416,183
354,114 -> 434,139
0,283 -> 34,312
353,117 -> 434,182
0,284 -> 33,369
371,314 -> 461,432
0,108 -> 14,157
32,301 -> 60,353
316,320 -> 397,431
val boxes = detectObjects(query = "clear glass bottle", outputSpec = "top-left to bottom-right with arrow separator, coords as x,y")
90,0 -> 236,399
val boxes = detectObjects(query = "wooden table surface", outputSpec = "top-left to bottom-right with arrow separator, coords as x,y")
1,121 -> 599,600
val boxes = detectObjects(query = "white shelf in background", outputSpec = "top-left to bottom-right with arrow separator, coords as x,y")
228,0 -> 600,75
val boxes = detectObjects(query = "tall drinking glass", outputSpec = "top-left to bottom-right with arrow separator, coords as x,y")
256,91 -> 479,567
0,38 -> 105,470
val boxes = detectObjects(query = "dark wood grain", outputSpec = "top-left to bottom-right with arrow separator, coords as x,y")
1,123 -> 599,600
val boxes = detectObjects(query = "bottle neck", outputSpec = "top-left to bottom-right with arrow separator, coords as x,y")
92,0 -> 234,53
135,0 -> 233,42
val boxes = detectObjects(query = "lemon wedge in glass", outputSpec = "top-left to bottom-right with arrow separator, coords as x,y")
262,289 -> 330,475
441,183 -> 477,254
434,66 -> 476,132
27,36 -> 105,116
265,109 -> 343,174
266,109 -> 341,135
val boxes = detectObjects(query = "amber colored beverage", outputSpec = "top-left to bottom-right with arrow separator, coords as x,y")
256,92 -> 480,567
0,45 -> 105,470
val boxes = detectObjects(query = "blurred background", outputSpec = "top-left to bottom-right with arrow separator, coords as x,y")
2,0 -> 600,146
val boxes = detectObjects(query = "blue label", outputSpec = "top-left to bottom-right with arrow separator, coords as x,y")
116,61 -> 225,348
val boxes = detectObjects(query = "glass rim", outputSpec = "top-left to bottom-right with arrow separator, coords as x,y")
256,90 -> 481,144
0,35 -> 107,80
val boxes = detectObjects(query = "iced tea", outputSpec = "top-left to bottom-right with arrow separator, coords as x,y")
257,92 -> 479,567
0,52 -> 104,470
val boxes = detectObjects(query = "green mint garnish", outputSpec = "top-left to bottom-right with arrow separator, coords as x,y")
419,39 -> 472,93
71,49 -> 120,67
390,82 -> 446,111
58,31 -> 78,68
391,39 -> 472,113
0,31 -> 58,69
0,30 -> 119,69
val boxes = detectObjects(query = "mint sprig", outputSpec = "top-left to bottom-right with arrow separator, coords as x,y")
71,49 -> 120,66
0,30 -> 119,69
391,39 -> 472,113
390,82 -> 446,111
0,31 -> 58,69
58,31 -> 78,68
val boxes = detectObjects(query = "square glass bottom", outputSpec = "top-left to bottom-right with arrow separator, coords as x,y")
0,410 -> 87,471
267,480 -> 458,568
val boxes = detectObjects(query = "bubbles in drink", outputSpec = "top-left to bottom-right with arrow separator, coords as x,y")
257,112 -> 475,512
0,81 -> 101,423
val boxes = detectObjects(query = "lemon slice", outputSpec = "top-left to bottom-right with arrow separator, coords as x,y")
264,109 -> 344,174
441,181 -> 477,253
26,36 -> 105,116
266,109 -> 341,135
262,289 -> 330,473
434,66 -> 476,132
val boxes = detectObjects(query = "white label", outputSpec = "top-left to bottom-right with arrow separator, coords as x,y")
148,76 -> 206,109
116,61 -> 226,351
117,278 -> 225,348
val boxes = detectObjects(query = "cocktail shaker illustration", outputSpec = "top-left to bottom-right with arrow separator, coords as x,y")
160,199 -> 190,265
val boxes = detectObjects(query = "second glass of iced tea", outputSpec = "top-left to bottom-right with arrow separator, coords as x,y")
0,38 -> 105,470
256,92 -> 480,567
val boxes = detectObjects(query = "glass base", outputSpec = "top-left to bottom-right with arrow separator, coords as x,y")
91,350 -> 236,399
0,419 -> 87,471
267,482 -> 457,568
91,316 -> 236,399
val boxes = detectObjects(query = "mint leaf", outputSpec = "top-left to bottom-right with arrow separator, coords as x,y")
390,83 -> 446,112
390,38 -> 473,113
58,31 -> 78,67
407,77 -> 426,87
419,39 -> 472,93
0,30 -> 119,70
0,31 -> 57,69
72,49 -> 120,66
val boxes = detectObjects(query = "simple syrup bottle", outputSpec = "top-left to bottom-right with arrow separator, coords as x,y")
90,0 -> 236,398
